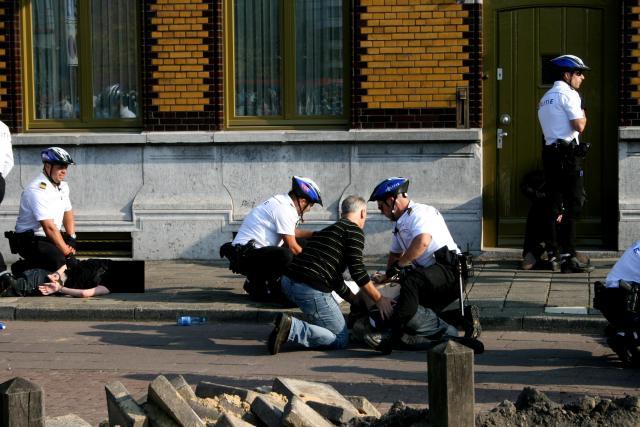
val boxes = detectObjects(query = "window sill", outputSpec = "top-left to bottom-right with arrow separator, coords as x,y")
12,129 -> 481,145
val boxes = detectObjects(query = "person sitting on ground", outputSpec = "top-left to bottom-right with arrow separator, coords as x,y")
364,177 -> 483,354
266,195 -> 395,355
594,240 -> 640,367
0,258 -> 141,298
219,176 -> 321,305
11,147 -> 77,273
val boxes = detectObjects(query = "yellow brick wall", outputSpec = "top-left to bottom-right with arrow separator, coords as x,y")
149,0 -> 211,113
358,0 -> 470,110
631,7 -> 640,103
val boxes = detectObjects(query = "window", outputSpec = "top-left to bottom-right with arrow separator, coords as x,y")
23,0 -> 140,130
225,0 -> 349,128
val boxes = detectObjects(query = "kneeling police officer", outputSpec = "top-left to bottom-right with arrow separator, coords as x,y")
11,147 -> 77,272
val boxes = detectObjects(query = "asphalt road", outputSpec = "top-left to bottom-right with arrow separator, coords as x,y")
0,321 -> 638,425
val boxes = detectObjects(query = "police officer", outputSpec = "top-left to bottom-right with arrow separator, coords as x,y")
0,119 -> 13,272
13,147 -> 76,272
366,177 -> 482,353
594,240 -> 640,367
537,54 -> 593,273
219,176 -> 321,304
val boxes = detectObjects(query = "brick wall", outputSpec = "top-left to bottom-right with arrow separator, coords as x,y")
621,1 -> 640,126
144,0 -> 222,131
0,1 -> 20,132
352,0 -> 481,129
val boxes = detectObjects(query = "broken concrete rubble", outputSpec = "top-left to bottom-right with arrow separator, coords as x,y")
3,374 -> 638,427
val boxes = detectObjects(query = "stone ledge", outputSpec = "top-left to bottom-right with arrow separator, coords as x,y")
13,129 -> 482,146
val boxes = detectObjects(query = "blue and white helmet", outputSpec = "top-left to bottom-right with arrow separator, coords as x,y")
369,177 -> 410,201
291,176 -> 322,206
550,55 -> 590,71
41,147 -> 75,165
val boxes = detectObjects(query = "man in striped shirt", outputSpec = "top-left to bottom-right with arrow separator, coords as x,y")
267,195 -> 394,355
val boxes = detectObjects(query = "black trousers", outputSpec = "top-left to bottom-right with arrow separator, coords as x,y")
244,246 -> 293,285
542,145 -> 585,257
15,235 -> 67,272
393,263 -> 458,329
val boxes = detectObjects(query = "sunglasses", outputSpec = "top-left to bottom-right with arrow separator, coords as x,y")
573,71 -> 583,76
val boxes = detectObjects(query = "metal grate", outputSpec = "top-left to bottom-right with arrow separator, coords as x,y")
75,232 -> 132,258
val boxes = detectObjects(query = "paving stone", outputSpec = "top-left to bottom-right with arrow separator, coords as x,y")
196,381 -> 260,404
215,413 -> 256,427
282,395 -> 333,427
250,395 -> 284,427
272,377 -> 359,424
346,395 -> 382,417
168,375 -> 196,402
105,381 -> 148,427
143,401 -> 180,427
45,414 -> 92,426
148,375 -> 205,427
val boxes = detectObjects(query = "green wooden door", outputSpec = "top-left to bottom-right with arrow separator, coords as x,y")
489,1 -> 617,248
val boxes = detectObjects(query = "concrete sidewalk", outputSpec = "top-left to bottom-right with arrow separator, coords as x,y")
0,257 -> 616,333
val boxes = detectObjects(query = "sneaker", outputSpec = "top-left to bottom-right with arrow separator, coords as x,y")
521,252 -> 537,270
0,272 -> 16,294
607,334 -> 633,366
561,256 -> 595,273
462,305 -> 482,339
267,313 -> 291,355
575,252 -> 591,266
363,330 -> 393,355
448,336 -> 485,354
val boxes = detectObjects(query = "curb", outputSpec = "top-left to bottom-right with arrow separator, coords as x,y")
0,304 -> 608,334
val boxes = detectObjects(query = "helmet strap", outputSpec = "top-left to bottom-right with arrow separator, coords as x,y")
43,163 -> 60,186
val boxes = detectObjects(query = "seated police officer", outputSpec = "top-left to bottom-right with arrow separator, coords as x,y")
220,176 -> 320,304
594,240 -> 640,367
12,147 -> 76,273
365,177 -> 482,354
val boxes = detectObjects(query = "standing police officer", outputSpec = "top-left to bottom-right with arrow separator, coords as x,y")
366,177 -> 482,353
13,147 -> 76,272
537,55 -> 593,273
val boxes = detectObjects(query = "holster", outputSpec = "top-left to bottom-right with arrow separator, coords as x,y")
434,245 -> 474,287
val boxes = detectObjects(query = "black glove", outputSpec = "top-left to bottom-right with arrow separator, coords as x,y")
66,236 -> 77,249
386,261 -> 411,282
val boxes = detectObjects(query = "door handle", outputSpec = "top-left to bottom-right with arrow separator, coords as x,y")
497,128 -> 508,149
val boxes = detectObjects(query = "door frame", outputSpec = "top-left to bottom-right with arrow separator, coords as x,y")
482,0 -> 619,248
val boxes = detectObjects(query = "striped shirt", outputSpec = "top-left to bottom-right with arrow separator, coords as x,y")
286,218 -> 370,295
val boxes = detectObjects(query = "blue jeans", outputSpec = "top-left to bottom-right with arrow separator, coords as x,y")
280,276 -> 349,349
405,305 -> 458,339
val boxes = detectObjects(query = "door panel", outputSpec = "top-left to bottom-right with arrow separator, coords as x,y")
495,5 -> 612,247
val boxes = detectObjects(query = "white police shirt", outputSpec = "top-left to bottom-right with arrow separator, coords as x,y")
15,173 -> 72,237
605,240 -> 640,288
538,80 -> 584,145
390,201 -> 459,268
0,120 -> 13,177
232,194 -> 299,248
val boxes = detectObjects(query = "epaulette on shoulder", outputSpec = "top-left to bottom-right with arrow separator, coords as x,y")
38,182 -> 48,190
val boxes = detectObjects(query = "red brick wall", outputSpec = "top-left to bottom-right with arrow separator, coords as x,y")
0,1 -> 21,132
621,1 -> 640,126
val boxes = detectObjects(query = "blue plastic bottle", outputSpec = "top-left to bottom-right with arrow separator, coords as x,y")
0,322 -> 6,330
176,316 -> 207,326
